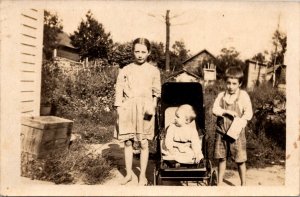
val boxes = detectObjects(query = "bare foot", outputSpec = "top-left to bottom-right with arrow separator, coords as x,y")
120,175 -> 132,185
138,177 -> 148,186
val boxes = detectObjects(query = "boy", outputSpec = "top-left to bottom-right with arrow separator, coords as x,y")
162,104 -> 203,164
212,66 -> 253,186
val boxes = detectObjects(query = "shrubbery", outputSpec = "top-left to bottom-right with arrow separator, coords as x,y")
204,81 -> 286,168
21,139 -> 113,184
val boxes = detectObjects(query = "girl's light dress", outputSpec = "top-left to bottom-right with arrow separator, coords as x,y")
114,62 -> 161,142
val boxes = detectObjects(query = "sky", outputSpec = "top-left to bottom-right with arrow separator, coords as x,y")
47,1 -> 288,60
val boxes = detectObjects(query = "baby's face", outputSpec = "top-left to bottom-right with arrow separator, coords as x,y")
174,109 -> 187,127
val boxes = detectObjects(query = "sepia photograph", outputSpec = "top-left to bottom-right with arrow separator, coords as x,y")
0,0 -> 299,196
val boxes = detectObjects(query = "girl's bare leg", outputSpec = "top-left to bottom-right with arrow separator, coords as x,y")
218,158 -> 226,185
120,140 -> 133,185
237,162 -> 246,186
139,139 -> 149,185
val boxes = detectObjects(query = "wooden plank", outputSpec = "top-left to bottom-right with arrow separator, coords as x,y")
20,79 -> 36,91
20,44 -> 38,57
20,62 -> 36,72
20,52 -> 36,63
20,24 -> 37,37
20,70 -> 36,81
21,100 -> 35,113
20,35 -> 38,47
20,88 -> 36,101
20,13 -> 38,29
21,9 -> 39,20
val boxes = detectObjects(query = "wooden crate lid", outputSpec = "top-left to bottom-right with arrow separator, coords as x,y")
21,116 -> 73,130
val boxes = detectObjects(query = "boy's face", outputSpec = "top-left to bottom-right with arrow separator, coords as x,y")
174,109 -> 188,127
226,77 -> 241,94
133,43 -> 150,65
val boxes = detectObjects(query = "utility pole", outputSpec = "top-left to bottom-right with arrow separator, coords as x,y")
272,14 -> 281,87
165,10 -> 170,72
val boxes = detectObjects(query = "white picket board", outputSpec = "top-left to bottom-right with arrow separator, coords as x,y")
20,62 -> 36,72
20,91 -> 36,102
20,24 -> 38,38
20,13 -> 39,29
21,100 -> 35,113
21,71 -> 36,81
20,52 -> 37,63
20,34 -> 38,46
20,81 -> 36,91
21,9 -> 39,20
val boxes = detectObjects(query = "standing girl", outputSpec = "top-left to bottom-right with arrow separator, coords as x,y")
114,38 -> 161,186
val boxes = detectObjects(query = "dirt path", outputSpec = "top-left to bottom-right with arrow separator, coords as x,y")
100,139 -> 285,186
20,139 -> 285,186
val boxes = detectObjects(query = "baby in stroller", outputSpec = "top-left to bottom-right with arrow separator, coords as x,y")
162,104 -> 204,164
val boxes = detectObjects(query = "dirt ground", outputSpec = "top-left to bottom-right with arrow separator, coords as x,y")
21,139 -> 285,186
100,139 -> 285,186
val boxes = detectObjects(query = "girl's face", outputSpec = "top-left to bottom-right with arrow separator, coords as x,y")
226,77 -> 241,94
133,43 -> 150,65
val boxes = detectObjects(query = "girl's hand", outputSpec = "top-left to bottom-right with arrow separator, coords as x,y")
145,101 -> 156,115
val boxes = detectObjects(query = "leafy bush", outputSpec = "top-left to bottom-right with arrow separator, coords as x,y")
49,60 -> 118,126
203,80 -> 286,168
21,139 -> 113,184
41,60 -> 62,105
74,119 -> 115,144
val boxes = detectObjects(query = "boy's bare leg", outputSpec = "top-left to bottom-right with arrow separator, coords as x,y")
121,140 -> 133,185
139,139 -> 149,185
218,158 -> 226,185
237,162 -> 246,186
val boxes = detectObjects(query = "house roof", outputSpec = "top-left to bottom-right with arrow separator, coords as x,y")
246,59 -> 268,67
182,49 -> 216,64
167,68 -> 201,80
57,32 -> 76,49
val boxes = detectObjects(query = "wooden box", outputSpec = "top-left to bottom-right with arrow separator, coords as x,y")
21,116 -> 73,159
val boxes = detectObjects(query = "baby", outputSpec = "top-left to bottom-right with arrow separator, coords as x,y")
162,104 -> 203,164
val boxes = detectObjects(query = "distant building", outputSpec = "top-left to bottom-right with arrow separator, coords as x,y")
244,59 -> 286,91
182,49 -> 216,86
54,32 -> 80,62
167,68 -> 202,83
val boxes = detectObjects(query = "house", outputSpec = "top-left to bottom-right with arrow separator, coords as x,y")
244,59 -> 286,91
54,32 -> 80,62
167,68 -> 203,83
182,49 -> 217,86
1,7 -> 44,117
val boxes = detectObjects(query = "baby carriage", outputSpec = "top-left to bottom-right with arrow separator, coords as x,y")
153,82 -> 218,186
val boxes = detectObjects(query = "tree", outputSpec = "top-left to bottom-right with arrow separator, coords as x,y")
252,51 -> 268,63
170,40 -> 190,71
109,42 -> 133,68
43,10 -> 63,60
172,40 -> 190,62
215,47 -> 245,79
149,41 -> 165,69
270,30 -> 287,66
70,10 -> 113,61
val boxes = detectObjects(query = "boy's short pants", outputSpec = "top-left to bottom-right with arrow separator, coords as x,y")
213,129 -> 247,163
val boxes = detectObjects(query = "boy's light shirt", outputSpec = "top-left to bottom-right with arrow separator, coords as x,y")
212,88 -> 253,127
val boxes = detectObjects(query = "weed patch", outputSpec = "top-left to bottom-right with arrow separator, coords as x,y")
21,139 -> 113,184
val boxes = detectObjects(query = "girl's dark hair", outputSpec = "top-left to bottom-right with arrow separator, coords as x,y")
132,38 -> 151,51
225,66 -> 244,83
